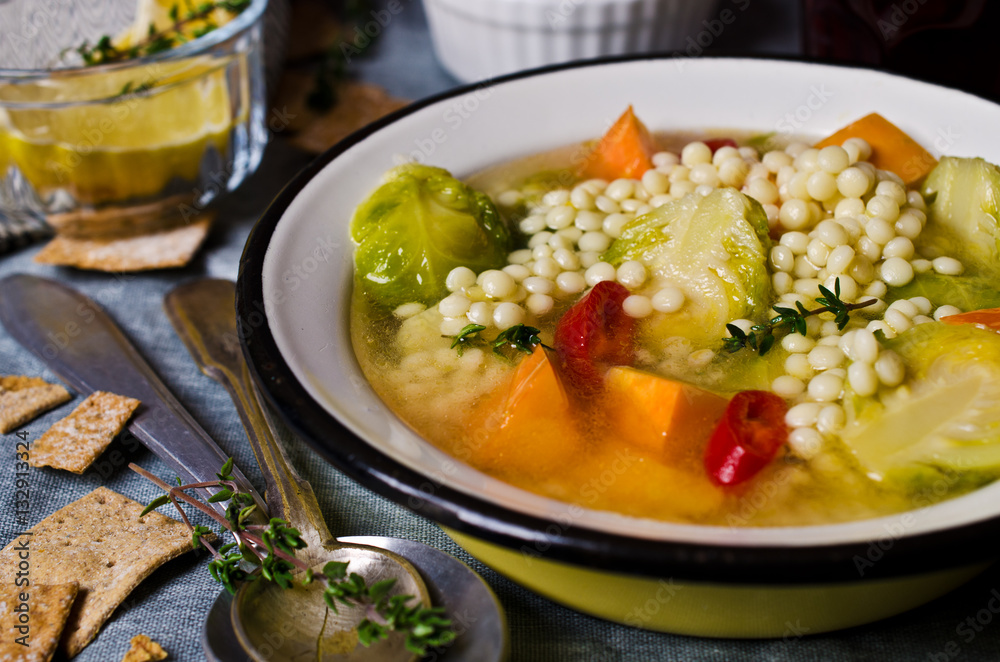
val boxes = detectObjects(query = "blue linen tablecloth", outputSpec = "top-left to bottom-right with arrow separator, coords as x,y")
4,1 -> 1000,660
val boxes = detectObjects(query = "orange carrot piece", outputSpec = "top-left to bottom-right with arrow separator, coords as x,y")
814,113 -> 936,185
468,346 -> 579,474
578,106 -> 658,181
604,366 -> 729,459
940,308 -> 1000,332
498,345 -> 571,427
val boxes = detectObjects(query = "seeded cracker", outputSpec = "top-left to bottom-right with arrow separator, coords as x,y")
120,634 -> 167,662
34,216 -> 213,272
29,392 -> 141,474
0,582 -> 78,662
0,376 -> 72,434
0,487 -> 194,657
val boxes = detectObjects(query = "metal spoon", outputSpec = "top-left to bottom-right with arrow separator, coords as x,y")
164,278 -> 507,662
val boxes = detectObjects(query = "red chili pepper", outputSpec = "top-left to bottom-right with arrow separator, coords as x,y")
704,390 -> 789,486
703,138 -> 738,153
553,281 -> 635,394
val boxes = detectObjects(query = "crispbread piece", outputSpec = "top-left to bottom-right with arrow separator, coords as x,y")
0,376 -> 72,434
34,216 -> 213,272
0,487 -> 194,657
120,634 -> 167,662
0,582 -> 79,662
1,376 -> 50,390
30,392 -> 141,474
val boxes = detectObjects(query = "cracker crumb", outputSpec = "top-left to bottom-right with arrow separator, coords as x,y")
120,634 -> 167,662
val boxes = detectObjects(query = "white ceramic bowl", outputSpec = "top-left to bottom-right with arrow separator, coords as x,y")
422,0 -> 721,82
238,56 -> 1000,636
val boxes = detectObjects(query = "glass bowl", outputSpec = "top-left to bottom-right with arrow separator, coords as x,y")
0,0 -> 268,236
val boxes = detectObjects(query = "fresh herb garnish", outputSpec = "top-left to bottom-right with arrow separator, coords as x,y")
723,280 -> 877,356
74,0 -> 251,66
449,323 -> 487,356
131,460 -> 455,656
447,323 -> 544,360
493,324 -> 542,355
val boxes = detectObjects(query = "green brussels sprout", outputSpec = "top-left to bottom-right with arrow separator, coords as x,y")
603,188 -> 773,343
889,272 -> 1000,312
841,322 -> 1000,496
351,164 -> 510,309
920,156 -> 1000,278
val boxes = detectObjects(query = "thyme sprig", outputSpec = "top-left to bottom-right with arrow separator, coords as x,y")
75,0 -> 251,66
448,323 -> 544,359
130,459 -> 455,656
723,281 -> 877,356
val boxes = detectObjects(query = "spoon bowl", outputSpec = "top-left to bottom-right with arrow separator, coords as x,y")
165,278 -> 507,662
233,548 -> 426,661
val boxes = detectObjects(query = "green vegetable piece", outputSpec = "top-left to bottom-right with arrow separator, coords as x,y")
921,156 -> 1000,278
840,323 -> 1000,495
351,164 -> 510,309
603,188 -> 773,343
888,271 -> 1000,312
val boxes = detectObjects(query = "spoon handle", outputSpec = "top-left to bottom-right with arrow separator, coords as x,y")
164,279 -> 336,558
0,274 -> 264,513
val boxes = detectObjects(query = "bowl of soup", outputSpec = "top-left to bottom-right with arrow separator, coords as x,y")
236,56 -> 1000,637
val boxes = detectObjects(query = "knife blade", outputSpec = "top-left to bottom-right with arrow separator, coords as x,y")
0,274 -> 264,511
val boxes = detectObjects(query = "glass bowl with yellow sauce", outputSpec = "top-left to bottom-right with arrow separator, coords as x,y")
0,0 -> 267,235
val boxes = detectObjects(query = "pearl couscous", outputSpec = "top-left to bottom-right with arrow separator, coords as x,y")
350,110 -> 1000,526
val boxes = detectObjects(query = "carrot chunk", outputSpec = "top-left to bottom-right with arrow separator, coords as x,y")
604,366 -> 729,460
578,106 -> 658,181
468,346 -> 579,474
940,308 -> 1000,332
814,113 -> 936,185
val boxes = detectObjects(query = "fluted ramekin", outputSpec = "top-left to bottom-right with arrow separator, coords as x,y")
423,0 -> 722,82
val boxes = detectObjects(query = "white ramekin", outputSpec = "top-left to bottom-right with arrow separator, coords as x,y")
422,0 -> 723,83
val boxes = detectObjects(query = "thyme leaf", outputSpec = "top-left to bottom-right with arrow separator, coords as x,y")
724,279 -> 877,356
446,323 -> 543,360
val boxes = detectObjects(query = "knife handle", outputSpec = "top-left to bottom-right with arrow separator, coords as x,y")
0,274 -> 265,514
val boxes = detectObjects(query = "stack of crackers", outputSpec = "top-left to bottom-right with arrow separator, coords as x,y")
0,376 -> 192,660
0,488 -> 188,660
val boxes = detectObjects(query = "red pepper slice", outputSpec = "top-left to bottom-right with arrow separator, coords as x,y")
703,138 -> 738,153
553,281 -> 635,394
704,390 -> 788,486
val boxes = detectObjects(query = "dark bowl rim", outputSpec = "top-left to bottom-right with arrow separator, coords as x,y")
237,52 -> 1000,585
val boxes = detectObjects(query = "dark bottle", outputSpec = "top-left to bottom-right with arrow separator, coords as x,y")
803,0 -> 1000,101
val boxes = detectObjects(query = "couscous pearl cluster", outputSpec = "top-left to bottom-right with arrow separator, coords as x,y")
717,139 -> 965,461
397,135 -> 967,464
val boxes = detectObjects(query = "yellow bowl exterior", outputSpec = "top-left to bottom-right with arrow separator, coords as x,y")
446,528 -> 990,638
